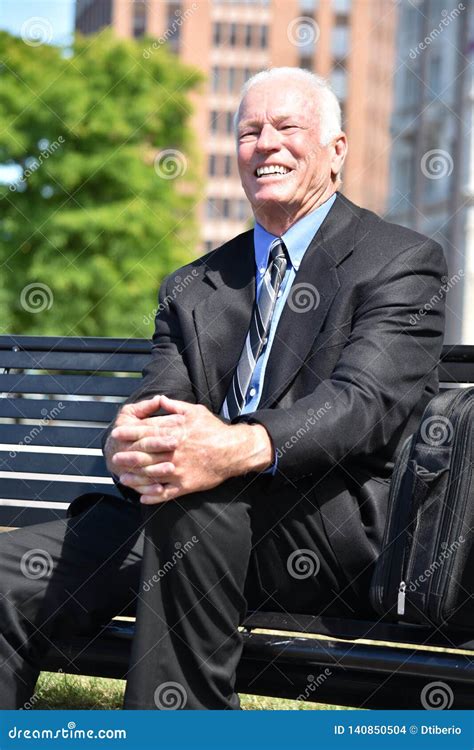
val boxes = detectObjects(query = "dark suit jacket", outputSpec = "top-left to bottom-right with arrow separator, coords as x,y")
103,192 -> 447,585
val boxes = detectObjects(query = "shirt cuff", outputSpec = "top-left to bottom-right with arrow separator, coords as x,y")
262,451 -> 278,475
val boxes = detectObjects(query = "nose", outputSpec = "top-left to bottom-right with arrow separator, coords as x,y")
256,123 -> 281,152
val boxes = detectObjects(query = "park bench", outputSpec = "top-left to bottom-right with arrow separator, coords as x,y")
0,334 -> 472,710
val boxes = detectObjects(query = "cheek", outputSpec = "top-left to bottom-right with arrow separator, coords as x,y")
237,144 -> 253,168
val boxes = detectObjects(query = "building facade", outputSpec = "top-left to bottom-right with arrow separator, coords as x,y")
386,0 -> 473,344
75,0 -> 398,252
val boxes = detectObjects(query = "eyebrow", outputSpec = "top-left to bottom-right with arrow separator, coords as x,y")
238,114 -> 301,130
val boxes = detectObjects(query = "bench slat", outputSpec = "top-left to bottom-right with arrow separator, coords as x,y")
438,362 -> 474,382
0,398 -> 120,423
0,373 -> 139,397
0,478 -> 119,502
0,424 -> 105,448
0,335 -> 150,354
0,505 -> 68,527
0,351 -> 149,373
0,452 -> 110,477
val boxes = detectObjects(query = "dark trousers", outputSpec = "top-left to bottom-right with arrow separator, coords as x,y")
0,476 -> 375,710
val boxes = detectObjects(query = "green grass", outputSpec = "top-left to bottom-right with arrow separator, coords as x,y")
32,672 -> 352,710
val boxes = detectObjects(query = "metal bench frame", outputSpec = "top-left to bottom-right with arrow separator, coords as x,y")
0,335 -> 473,709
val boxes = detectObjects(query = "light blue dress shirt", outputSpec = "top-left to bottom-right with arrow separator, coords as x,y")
240,192 -> 337,472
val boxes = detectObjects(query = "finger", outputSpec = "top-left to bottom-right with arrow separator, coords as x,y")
159,395 -> 192,416
120,463 -> 175,483
119,475 -> 158,493
140,484 -> 181,504
131,435 -> 182,453
111,425 -> 179,446
140,414 -> 185,429
121,395 -> 162,419
112,450 -> 162,470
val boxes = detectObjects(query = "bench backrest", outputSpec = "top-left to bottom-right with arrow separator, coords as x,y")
0,336 -> 149,527
0,336 -> 473,528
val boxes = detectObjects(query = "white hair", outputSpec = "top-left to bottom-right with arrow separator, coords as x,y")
234,67 -> 342,146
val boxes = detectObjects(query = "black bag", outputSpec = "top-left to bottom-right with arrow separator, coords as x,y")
370,388 -> 474,630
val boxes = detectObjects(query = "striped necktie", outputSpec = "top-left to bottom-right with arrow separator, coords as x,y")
221,237 -> 288,420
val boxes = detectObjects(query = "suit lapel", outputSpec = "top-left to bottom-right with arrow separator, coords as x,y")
258,193 -> 360,408
193,194 -> 361,412
193,231 -> 255,412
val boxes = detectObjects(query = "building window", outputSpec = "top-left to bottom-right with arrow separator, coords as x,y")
229,22 -> 237,46
260,25 -> 268,48
166,2 -> 181,50
222,199 -> 230,218
209,154 -> 217,176
212,66 -> 220,92
330,67 -> 347,100
299,55 -> 313,70
207,198 -> 219,218
236,199 -> 248,220
332,24 -> 349,60
245,24 -> 252,47
213,22 -> 222,45
228,67 -> 236,92
132,2 -> 147,37
210,110 -> 219,133
224,154 -> 232,176
226,111 -> 234,134
332,0 -> 351,13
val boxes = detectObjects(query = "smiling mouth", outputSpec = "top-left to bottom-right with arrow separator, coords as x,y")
255,165 -> 292,178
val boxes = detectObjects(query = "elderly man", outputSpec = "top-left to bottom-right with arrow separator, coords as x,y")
105,66 -> 447,708
0,68 -> 446,711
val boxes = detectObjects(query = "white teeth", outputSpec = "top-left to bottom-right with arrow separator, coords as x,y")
256,165 -> 290,177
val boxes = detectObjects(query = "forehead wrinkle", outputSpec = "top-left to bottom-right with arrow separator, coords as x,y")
238,91 -> 318,130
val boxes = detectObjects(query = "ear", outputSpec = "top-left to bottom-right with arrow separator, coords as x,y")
331,132 -> 348,178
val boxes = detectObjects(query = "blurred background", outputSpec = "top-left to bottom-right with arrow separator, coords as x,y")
0,0 -> 472,343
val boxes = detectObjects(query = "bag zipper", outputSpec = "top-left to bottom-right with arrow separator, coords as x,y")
370,435 -> 414,613
396,390 -> 469,618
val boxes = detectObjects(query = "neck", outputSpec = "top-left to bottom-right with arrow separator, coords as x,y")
254,185 -> 338,236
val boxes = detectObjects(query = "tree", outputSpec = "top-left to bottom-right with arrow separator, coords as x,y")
0,30 -> 202,337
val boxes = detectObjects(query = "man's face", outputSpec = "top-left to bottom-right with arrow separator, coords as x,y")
236,80 -> 337,223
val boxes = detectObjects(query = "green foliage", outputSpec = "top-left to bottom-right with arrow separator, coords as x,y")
0,30 -> 202,336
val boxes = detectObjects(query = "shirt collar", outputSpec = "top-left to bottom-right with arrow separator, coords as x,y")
253,192 -> 337,274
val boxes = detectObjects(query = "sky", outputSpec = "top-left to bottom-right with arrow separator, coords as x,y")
0,0 -> 75,46
0,1 -> 76,183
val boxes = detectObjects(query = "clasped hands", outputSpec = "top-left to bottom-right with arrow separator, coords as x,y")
104,395 -> 273,504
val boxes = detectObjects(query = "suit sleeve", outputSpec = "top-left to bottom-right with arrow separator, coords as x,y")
101,273 -> 196,498
234,240 -> 448,479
